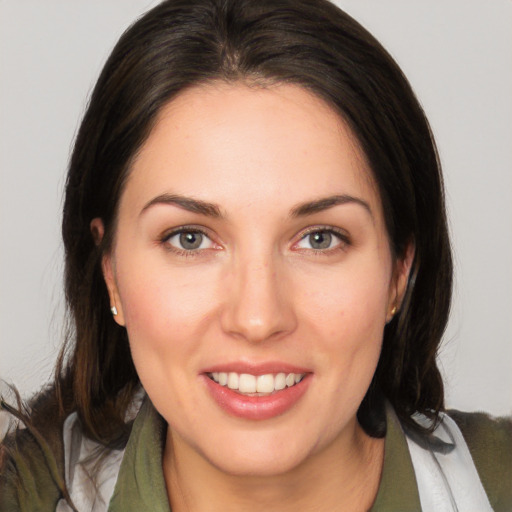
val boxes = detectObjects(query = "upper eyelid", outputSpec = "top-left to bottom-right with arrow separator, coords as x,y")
296,225 -> 350,240
160,225 -> 212,241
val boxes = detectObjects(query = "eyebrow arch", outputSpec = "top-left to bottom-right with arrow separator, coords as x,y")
290,194 -> 373,218
140,193 -> 223,218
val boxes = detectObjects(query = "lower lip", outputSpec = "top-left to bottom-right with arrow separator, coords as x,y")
203,374 -> 311,421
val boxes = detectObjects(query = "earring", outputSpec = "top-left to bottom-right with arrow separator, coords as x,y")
110,305 -> 118,316
390,305 -> 397,317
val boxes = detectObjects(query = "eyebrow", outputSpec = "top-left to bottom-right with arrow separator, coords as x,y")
290,194 -> 373,218
140,193 -> 223,218
140,192 -> 372,220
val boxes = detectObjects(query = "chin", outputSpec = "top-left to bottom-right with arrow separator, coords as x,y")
183,422 -> 324,478
207,445 -> 311,478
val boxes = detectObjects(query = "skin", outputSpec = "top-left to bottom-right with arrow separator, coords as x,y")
95,82 -> 413,511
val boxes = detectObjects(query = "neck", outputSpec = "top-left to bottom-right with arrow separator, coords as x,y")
163,420 -> 384,512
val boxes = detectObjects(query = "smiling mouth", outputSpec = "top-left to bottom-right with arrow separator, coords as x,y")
207,372 -> 305,396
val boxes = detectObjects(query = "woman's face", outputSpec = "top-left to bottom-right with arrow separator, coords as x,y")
102,83 -> 410,476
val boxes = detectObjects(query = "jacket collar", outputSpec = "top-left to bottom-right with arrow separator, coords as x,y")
370,403 -> 422,511
108,397 -> 170,512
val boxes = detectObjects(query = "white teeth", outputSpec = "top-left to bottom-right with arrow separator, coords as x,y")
210,371 -> 305,394
256,374 -> 274,393
239,374 -> 256,393
227,372 -> 239,390
275,373 -> 286,390
285,373 -> 295,387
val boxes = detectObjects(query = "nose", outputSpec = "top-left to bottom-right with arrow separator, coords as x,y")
220,253 -> 297,343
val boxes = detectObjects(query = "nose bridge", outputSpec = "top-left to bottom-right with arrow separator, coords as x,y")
221,246 -> 296,342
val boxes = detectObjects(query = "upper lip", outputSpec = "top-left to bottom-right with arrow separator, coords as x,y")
202,361 -> 311,376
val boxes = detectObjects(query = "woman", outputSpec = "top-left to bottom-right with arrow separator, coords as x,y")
1,0 -> 510,510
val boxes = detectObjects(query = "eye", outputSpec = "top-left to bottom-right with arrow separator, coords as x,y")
295,229 -> 348,251
164,229 -> 215,251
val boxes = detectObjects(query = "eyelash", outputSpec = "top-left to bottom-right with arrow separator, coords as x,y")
160,226 -> 215,257
294,226 -> 351,254
159,225 -> 351,257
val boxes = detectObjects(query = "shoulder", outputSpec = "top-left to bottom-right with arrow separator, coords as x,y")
448,409 -> 512,512
0,391 -> 66,511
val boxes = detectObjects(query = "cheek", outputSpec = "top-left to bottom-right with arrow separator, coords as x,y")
300,261 -> 390,338
114,252 -> 222,364
298,258 -> 391,388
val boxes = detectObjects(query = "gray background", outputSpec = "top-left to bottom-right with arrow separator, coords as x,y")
1,1 -> 511,416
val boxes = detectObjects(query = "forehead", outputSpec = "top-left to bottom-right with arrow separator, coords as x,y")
123,82 -> 381,219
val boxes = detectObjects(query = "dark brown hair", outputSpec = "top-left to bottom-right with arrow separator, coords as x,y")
57,0 -> 451,444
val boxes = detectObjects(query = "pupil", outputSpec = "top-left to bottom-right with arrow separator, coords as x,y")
180,232 -> 202,250
310,231 -> 331,249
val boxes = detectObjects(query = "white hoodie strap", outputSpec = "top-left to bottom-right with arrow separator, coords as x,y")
55,412 -> 125,512
405,412 -> 494,512
55,390 -> 145,512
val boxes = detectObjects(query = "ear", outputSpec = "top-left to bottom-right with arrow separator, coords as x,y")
386,240 -> 415,323
90,217 -> 126,326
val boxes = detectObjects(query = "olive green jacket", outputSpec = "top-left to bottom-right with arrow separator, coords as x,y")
1,398 -> 511,511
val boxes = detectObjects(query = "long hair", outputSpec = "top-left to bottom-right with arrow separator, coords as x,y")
57,0 -> 452,444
